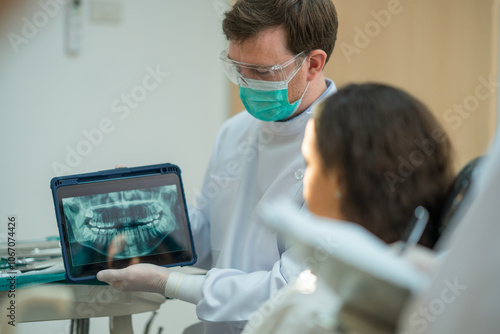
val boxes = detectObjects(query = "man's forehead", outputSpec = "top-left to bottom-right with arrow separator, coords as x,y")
227,27 -> 292,65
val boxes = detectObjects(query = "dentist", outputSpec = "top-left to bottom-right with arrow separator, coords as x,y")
97,1 -> 339,333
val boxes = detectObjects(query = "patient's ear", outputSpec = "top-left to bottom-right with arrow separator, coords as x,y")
325,169 -> 345,220
305,50 -> 327,82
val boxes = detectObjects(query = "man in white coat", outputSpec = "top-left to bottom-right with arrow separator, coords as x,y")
97,0 -> 339,333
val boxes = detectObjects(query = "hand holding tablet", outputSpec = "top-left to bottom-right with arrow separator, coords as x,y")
96,263 -> 170,295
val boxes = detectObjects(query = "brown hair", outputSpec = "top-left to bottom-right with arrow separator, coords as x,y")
314,83 -> 455,248
222,0 -> 338,64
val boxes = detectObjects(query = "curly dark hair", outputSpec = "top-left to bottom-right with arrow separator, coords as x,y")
222,0 -> 338,64
314,83 -> 455,248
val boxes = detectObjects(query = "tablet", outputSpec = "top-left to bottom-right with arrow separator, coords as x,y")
50,163 -> 197,282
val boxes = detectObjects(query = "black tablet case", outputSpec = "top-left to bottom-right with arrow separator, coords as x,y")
51,163 -> 197,281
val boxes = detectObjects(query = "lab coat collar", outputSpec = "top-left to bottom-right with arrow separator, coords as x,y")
260,78 -> 337,137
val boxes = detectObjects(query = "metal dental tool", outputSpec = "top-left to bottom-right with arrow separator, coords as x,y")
397,206 -> 430,254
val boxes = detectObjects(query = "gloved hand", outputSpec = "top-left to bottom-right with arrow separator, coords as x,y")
96,263 -> 170,295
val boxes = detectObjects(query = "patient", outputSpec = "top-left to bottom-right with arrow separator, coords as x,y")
242,83 -> 455,334
303,82 -> 454,248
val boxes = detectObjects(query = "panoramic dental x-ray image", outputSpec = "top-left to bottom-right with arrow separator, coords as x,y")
62,185 -> 181,266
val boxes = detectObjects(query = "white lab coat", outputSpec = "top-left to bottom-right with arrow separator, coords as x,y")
186,79 -> 337,333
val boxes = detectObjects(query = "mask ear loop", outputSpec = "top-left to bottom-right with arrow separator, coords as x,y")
300,82 -> 310,99
284,53 -> 309,104
289,81 -> 310,105
283,53 -> 308,84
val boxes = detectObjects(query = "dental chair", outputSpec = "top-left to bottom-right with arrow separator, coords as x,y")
184,157 -> 487,334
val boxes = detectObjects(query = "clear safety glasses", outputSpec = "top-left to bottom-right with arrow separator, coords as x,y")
219,49 -> 306,90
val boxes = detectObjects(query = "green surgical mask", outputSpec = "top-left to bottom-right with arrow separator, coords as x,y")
239,80 -> 310,122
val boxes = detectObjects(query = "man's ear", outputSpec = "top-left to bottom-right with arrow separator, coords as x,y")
305,49 -> 327,81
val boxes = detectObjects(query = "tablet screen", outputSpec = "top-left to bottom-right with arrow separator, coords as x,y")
53,170 -> 196,281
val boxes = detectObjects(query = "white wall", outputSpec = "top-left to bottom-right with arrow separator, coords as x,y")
0,0 -> 230,332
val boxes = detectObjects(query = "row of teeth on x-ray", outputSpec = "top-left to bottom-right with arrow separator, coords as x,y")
86,200 -> 162,228
84,216 -> 172,247
87,214 -> 160,229
82,201 -> 173,247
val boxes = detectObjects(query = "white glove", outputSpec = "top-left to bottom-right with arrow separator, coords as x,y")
96,263 -> 170,296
